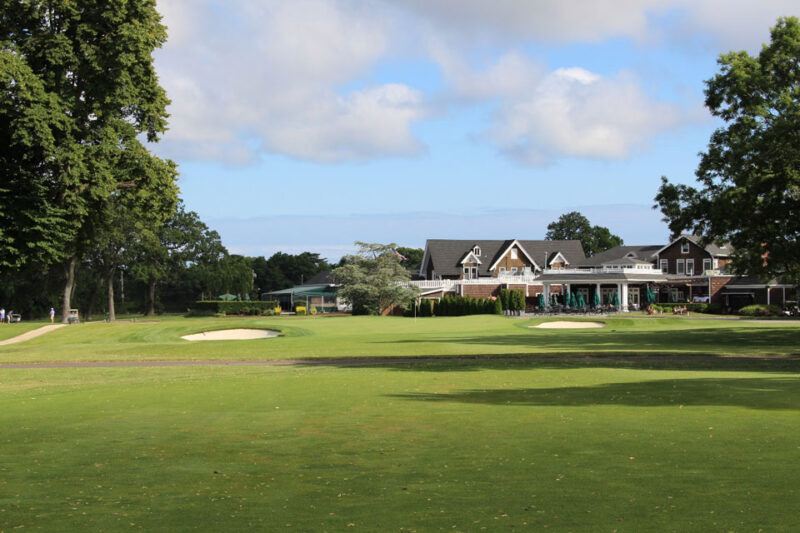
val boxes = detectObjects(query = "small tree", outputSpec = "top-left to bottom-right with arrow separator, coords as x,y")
331,242 -> 417,315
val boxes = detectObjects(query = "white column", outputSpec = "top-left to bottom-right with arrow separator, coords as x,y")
621,283 -> 629,312
596,284 -> 601,306
767,287 -> 770,305
543,284 -> 551,307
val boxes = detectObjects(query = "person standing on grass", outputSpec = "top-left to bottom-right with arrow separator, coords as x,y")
7,310 -> 12,323
0,308 -> 4,324
49,308 -> 55,323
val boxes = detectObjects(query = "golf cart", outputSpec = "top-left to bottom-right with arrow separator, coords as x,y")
67,309 -> 80,324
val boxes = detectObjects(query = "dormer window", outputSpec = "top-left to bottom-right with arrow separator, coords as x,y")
681,241 -> 690,254
625,252 -> 637,259
510,248 -> 518,260
473,246 -> 481,257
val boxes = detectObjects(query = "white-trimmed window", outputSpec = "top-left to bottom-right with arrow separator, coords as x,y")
681,241 -> 690,254
510,248 -> 518,260
499,267 -> 507,275
473,246 -> 481,257
676,259 -> 685,275
660,259 -> 668,273
463,266 -> 477,279
703,258 -> 712,272
686,259 -> 694,276
510,267 -> 518,274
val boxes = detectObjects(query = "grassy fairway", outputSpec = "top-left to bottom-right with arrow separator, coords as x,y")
1,316 -> 800,530
1,361 -> 799,530
0,314 -> 799,362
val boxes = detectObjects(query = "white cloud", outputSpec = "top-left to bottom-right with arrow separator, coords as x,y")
155,0 -> 427,164
152,0 -> 799,167
392,0 -> 799,48
486,68 -> 682,165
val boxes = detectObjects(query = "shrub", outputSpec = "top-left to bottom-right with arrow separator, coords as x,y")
499,289 -> 510,310
738,304 -> 783,317
310,307 -> 318,315
510,290 -> 525,311
295,305 -> 307,316
494,298 -> 503,315
192,300 -> 279,315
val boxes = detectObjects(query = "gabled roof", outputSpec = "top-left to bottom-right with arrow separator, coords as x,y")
548,251 -> 570,266
422,239 -> 586,277
487,239 -> 539,271
654,235 -> 732,257
579,245 -> 661,267
460,250 -> 482,265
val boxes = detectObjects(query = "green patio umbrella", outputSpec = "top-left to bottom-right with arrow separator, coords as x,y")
551,293 -> 558,306
612,290 -> 620,307
576,291 -> 586,307
564,290 -> 572,308
570,291 -> 578,307
538,293 -> 547,308
593,291 -> 601,308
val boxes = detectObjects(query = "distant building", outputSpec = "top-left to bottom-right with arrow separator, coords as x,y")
413,236 -> 795,310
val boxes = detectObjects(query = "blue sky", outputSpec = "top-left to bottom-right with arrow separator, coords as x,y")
151,1 -> 799,260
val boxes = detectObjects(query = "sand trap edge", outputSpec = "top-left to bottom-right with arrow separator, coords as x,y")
531,321 -> 606,329
181,328 -> 280,341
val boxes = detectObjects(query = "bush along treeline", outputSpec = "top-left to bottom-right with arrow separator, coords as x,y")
405,296 -> 503,317
649,302 -> 722,314
190,300 -> 280,316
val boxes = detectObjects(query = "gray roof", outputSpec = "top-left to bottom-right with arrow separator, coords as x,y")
423,239 -> 585,277
579,245 -> 662,267
538,271 -> 669,283
684,235 -> 732,257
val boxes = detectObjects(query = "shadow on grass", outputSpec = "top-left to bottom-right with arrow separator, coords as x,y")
388,376 -> 800,410
324,354 -> 800,374
374,327 -> 800,356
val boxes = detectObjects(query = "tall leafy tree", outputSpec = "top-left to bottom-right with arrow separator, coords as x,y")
1,0 -> 175,321
331,242 -> 417,315
131,201 -> 225,315
655,17 -> 800,284
545,211 -> 623,256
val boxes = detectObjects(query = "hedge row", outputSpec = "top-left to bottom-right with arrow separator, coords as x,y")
738,304 -> 783,316
650,302 -> 722,314
192,300 -> 280,315
499,289 -> 525,311
406,296 -> 503,317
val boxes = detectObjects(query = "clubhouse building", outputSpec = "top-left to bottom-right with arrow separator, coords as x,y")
413,236 -> 795,311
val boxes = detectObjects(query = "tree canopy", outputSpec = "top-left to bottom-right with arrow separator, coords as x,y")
545,212 -> 623,257
331,242 -> 417,315
655,17 -> 800,283
1,0 -> 177,320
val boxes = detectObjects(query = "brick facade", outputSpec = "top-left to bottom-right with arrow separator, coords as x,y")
709,276 -> 733,305
462,284 -> 502,298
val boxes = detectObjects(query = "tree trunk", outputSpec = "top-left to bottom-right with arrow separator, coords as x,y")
85,274 -> 104,320
146,278 -> 156,316
61,257 -> 77,323
107,266 -> 116,321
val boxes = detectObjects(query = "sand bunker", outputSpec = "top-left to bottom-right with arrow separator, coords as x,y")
181,329 -> 279,341
532,321 -> 605,329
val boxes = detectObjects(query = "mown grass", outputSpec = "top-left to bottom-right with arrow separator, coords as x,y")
2,315 -> 800,530
0,314 -> 799,363
1,361 -> 799,530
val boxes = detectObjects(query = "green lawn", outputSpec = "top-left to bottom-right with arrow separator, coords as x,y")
1,314 -> 799,363
1,315 -> 799,530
